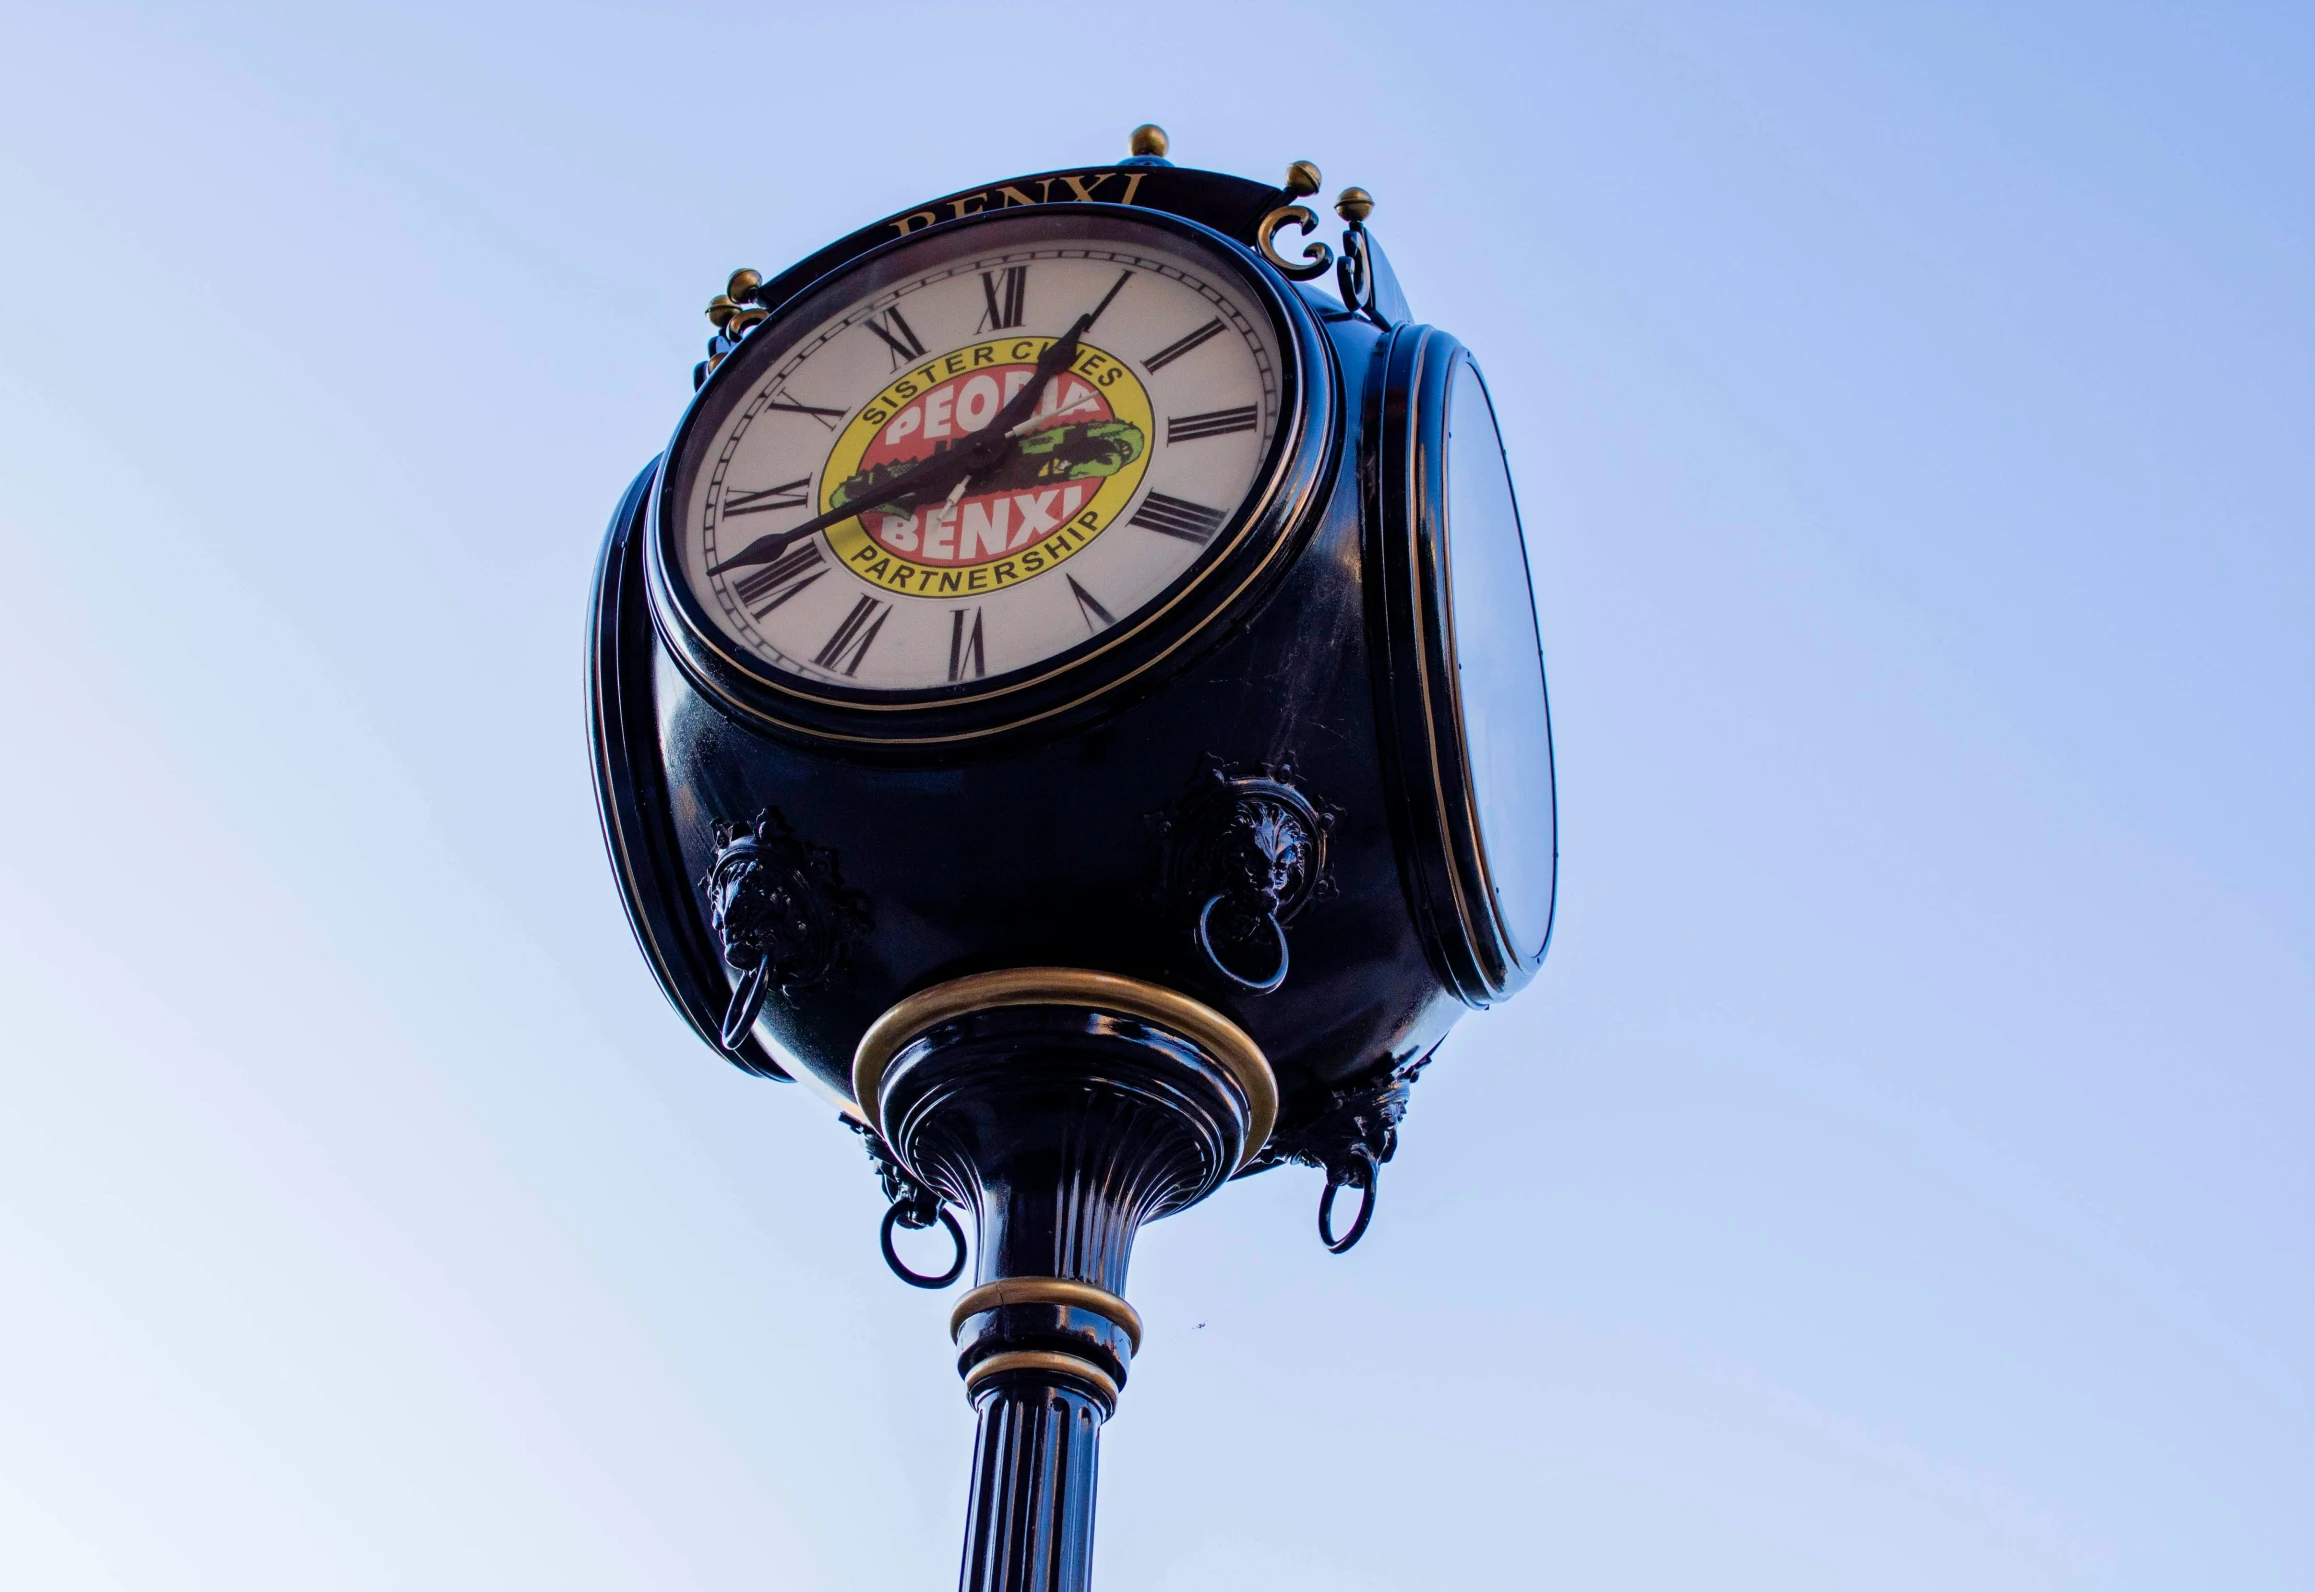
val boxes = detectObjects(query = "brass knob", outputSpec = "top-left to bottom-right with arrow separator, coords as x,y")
706,294 -> 738,329
1335,187 -> 1373,224
1283,160 -> 1322,200
1128,124 -> 1169,158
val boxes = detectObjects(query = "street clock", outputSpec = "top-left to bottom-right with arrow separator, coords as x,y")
589,126 -> 1556,1592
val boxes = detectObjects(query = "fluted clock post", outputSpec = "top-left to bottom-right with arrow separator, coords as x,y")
854,972 -> 1275,1592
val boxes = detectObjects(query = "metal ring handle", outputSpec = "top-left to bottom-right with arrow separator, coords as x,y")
880,1204 -> 967,1289
1196,894 -> 1290,995
719,960 -> 770,1053
1317,1150 -> 1380,1253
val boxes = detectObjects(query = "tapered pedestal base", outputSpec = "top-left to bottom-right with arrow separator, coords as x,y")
854,971 -> 1274,1592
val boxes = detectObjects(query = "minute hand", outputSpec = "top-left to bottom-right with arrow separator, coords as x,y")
981,308 -> 1097,442
705,317 -> 1099,578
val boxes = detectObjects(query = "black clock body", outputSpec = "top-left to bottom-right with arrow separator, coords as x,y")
589,159 -> 1555,1129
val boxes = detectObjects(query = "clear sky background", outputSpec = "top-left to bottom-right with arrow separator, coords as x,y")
1,3 -> 2307,1588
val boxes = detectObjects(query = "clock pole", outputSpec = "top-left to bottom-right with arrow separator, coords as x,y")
856,973 -> 1273,1592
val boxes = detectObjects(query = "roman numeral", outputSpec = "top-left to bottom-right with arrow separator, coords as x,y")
947,607 -> 987,682
813,593 -> 890,675
862,307 -> 927,367
977,267 -> 1027,332
1145,318 -> 1225,372
1066,574 -> 1117,632
722,477 -> 811,516
731,540 -> 826,616
1166,405 -> 1258,444
1128,492 -> 1228,545
764,395 -> 845,430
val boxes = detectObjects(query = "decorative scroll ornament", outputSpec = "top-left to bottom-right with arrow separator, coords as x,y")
845,1117 -> 967,1289
1242,1051 -> 1432,1252
1157,758 -> 1335,995
1333,186 -> 1379,319
701,808 -> 868,1053
1256,159 -> 1335,282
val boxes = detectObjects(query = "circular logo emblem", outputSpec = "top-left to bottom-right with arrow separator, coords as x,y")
820,336 -> 1155,598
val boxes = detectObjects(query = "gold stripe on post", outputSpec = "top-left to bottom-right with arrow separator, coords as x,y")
949,1279 -> 1145,1354
961,1350 -> 1122,1407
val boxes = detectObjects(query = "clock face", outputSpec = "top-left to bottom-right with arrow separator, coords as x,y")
1441,360 -> 1555,965
666,214 -> 1287,698
1367,326 -> 1556,1003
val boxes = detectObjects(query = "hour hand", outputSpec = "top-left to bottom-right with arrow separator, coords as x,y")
706,451 -> 968,575
706,522 -> 831,577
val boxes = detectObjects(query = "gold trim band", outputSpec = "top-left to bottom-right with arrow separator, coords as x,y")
851,968 -> 1276,1170
962,1349 -> 1121,1406
949,1279 -> 1144,1355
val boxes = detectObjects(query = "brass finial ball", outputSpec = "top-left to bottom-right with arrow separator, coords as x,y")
1335,187 -> 1374,224
1283,160 -> 1323,200
1129,124 -> 1169,158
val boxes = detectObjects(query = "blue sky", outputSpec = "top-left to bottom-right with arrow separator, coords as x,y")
0,3 -> 2307,1587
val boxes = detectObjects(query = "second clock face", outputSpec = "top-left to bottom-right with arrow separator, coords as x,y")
673,216 -> 1286,695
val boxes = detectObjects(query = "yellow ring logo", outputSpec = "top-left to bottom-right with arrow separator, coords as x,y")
820,336 -> 1154,599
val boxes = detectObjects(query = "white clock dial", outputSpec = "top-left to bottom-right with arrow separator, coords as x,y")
679,229 -> 1282,693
